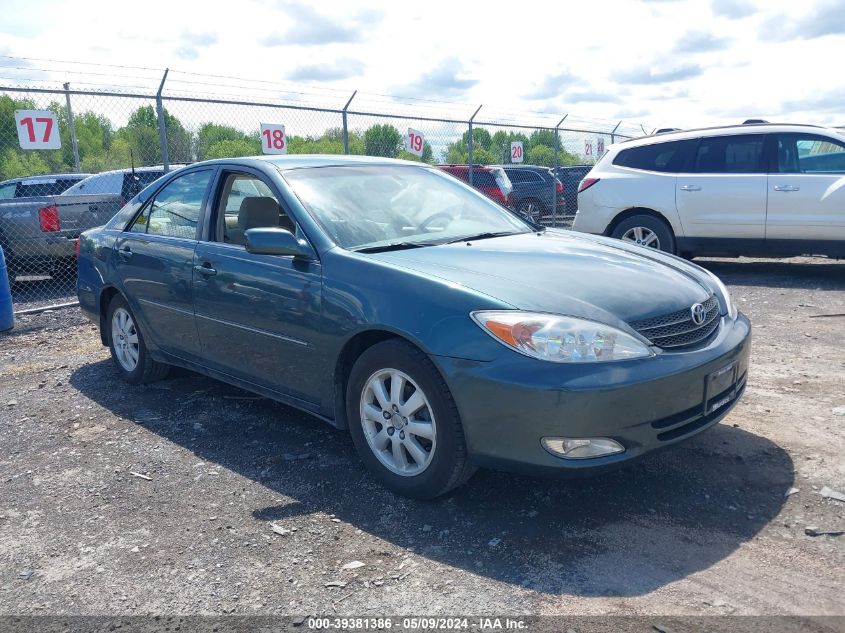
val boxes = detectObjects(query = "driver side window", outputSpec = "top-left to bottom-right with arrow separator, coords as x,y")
216,173 -> 296,246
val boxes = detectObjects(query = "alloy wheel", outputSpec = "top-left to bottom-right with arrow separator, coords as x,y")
359,368 -> 437,476
111,307 -> 140,372
621,226 -> 660,249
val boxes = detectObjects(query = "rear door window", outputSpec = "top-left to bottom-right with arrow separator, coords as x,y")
776,133 -> 845,174
613,140 -> 696,173
692,134 -> 766,174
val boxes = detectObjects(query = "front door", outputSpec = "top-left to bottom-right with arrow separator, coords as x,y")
675,134 -> 769,250
766,132 -> 845,255
192,170 -> 323,407
112,168 -> 215,362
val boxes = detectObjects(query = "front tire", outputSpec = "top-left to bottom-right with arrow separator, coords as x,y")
346,339 -> 475,498
611,214 -> 676,254
106,294 -> 170,384
516,198 -> 544,223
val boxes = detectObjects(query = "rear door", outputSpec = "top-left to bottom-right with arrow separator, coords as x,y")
766,132 -> 845,254
675,134 -> 769,250
113,168 -> 215,362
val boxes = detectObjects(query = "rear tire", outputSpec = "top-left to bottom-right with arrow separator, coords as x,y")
611,214 -> 676,254
346,339 -> 475,499
516,198 -> 545,223
106,294 -> 170,385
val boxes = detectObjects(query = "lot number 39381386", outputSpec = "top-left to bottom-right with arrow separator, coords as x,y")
15,110 -> 61,150
260,123 -> 287,155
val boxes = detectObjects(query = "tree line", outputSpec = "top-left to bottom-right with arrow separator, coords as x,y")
1,94 -> 582,181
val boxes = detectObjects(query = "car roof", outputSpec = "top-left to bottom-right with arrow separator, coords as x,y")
198,154 -> 430,171
497,164 -> 551,171
617,123 -> 841,148
0,173 -> 90,185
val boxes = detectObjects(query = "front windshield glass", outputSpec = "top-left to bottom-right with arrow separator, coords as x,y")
280,164 -> 532,251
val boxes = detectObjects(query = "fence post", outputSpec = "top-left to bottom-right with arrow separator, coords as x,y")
156,68 -> 170,173
341,90 -> 357,155
553,115 -> 567,227
63,83 -> 81,172
467,105 -> 482,185
610,120 -> 621,145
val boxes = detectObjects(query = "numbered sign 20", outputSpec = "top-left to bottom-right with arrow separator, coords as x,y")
15,110 -> 61,150
260,123 -> 287,155
597,138 -> 605,155
405,128 -> 425,157
584,140 -> 593,157
510,141 -> 524,163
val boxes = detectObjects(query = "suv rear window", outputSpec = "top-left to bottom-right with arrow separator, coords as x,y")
613,140 -> 695,173
692,134 -> 766,174
16,178 -> 81,197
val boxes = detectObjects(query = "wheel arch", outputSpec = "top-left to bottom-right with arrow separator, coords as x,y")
605,207 -> 678,238
332,329 -> 438,430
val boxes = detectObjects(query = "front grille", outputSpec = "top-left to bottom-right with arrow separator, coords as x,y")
630,295 -> 721,350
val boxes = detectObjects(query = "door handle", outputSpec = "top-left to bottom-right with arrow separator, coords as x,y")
118,246 -> 132,261
773,185 -> 800,192
680,185 -> 701,192
194,263 -> 217,277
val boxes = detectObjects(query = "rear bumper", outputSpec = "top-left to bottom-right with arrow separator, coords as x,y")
436,313 -> 751,477
3,235 -> 76,271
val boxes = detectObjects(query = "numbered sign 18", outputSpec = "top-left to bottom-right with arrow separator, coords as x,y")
597,138 -> 605,155
405,128 -> 425,157
584,140 -> 593,157
15,110 -> 61,150
510,141 -> 524,163
260,123 -> 287,155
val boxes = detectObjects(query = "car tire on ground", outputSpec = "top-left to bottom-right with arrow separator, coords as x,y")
346,339 -> 476,499
516,198 -> 544,222
106,294 -> 170,385
611,214 -> 676,254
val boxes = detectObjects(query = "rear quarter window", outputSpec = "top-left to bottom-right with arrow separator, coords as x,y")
613,140 -> 696,173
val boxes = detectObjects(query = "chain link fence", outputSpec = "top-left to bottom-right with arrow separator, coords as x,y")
0,81 -> 645,312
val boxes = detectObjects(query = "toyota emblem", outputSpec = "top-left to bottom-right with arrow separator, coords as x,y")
690,303 -> 706,325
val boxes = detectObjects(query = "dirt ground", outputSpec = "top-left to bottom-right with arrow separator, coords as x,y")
0,256 -> 843,618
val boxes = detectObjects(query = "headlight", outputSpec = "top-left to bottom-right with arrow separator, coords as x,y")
471,311 -> 652,363
704,270 -> 737,320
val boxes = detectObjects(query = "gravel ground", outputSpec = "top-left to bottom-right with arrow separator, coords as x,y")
0,256 -> 843,618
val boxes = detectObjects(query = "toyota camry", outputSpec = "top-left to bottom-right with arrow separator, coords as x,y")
77,155 -> 751,498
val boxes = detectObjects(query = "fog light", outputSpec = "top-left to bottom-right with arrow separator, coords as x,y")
541,437 -> 625,459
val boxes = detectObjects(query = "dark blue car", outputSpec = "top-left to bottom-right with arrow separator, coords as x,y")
77,155 -> 751,498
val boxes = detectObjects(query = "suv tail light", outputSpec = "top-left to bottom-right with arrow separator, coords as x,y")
38,205 -> 61,232
556,181 -> 564,193
74,237 -> 81,258
578,178 -> 600,193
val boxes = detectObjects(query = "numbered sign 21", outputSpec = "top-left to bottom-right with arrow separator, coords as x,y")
15,110 -> 61,150
405,128 -> 425,157
584,140 -> 593,157
260,123 -> 287,155
510,141 -> 524,163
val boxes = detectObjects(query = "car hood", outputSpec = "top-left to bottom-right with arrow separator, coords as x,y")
368,230 -> 714,327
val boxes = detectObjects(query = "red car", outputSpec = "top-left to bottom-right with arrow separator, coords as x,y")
436,165 -> 514,208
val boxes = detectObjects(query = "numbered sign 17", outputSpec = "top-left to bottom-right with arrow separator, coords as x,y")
510,141 -> 524,163
584,140 -> 593,157
405,128 -> 425,157
15,110 -> 61,150
260,123 -> 287,155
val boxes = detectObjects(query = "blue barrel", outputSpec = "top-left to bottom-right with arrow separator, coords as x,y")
0,244 -> 14,332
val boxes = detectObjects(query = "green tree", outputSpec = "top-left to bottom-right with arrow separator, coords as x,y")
0,148 -> 51,179
363,124 -> 402,157
527,144 -> 554,167
119,105 -> 192,165
206,138 -> 262,159
196,123 -> 259,160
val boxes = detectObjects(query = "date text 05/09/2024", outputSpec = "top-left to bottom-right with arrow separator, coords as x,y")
306,617 -> 529,630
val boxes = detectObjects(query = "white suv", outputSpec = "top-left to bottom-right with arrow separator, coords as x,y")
572,123 -> 845,258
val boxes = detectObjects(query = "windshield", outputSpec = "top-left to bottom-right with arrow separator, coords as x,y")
61,173 -> 120,196
281,165 -> 532,251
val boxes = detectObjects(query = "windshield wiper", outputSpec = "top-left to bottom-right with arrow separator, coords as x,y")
443,231 -> 524,245
353,241 -> 433,254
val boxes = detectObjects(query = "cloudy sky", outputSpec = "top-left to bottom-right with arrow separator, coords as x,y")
1,0 -> 844,129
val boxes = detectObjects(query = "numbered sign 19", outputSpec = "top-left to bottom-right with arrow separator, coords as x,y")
405,128 -> 425,157
584,140 -> 593,157
15,110 -> 61,150
260,123 -> 287,155
597,138 -> 605,155
510,141 -> 524,163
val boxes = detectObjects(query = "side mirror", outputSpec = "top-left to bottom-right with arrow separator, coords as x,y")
244,228 -> 313,258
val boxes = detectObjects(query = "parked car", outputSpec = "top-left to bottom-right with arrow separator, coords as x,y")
572,123 -> 845,258
0,166 -> 173,281
0,173 -> 90,280
78,155 -> 750,499
498,164 -> 565,222
436,164 -> 514,208
553,165 -> 592,215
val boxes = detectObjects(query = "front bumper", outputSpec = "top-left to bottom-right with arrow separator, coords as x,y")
435,313 -> 751,476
